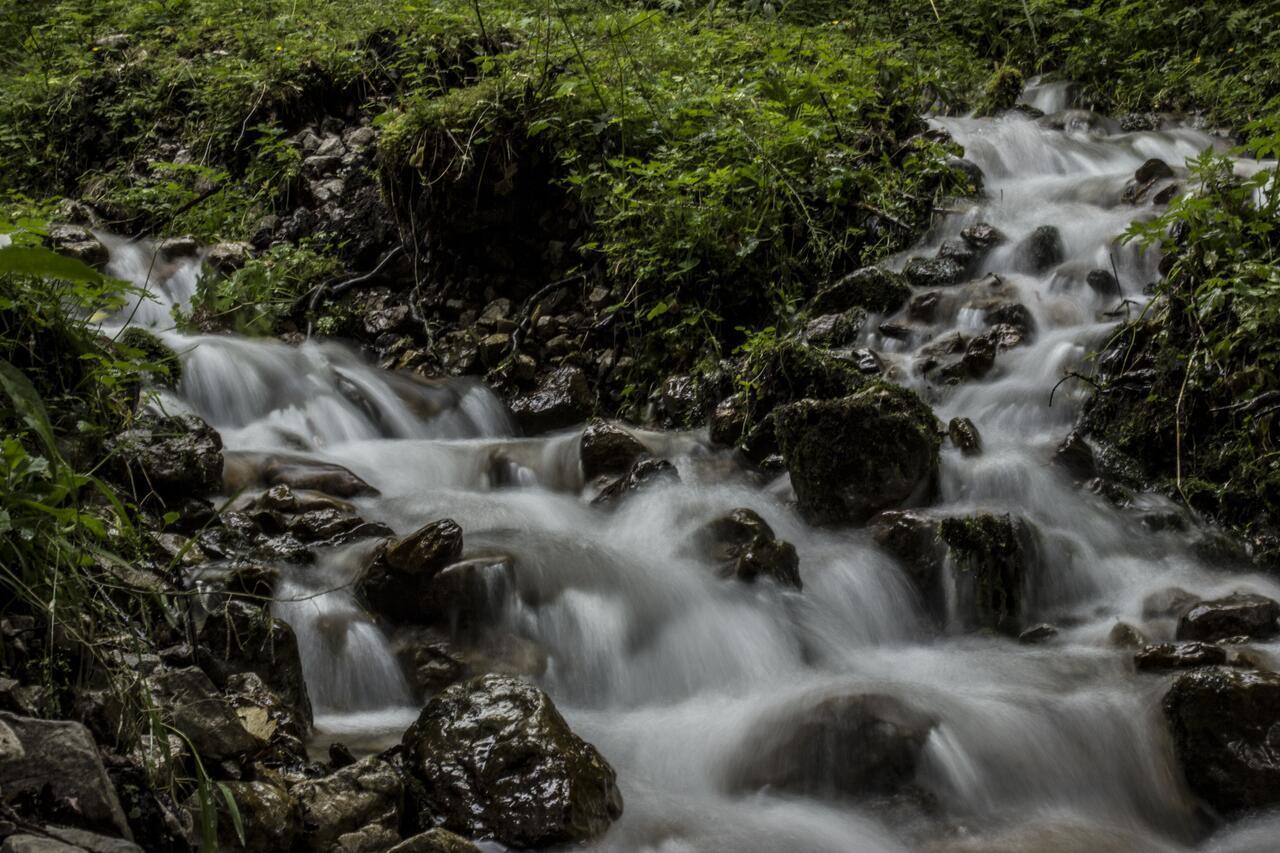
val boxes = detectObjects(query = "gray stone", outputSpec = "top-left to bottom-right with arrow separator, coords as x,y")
0,713 -> 132,839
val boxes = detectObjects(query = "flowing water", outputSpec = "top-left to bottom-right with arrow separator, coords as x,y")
95,82 -> 1280,851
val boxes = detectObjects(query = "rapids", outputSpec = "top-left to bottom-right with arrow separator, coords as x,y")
97,80 -> 1280,851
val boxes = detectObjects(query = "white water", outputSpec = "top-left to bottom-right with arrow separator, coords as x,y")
89,88 -> 1280,851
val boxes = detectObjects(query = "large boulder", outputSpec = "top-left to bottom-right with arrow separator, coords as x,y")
1163,667 -> 1280,814
809,267 -> 911,316
776,383 -> 940,525
1176,593 -> 1280,643
293,755 -> 404,851
401,674 -> 622,847
0,713 -> 133,840
726,692 -> 935,799
510,367 -> 593,434
109,414 -> 223,500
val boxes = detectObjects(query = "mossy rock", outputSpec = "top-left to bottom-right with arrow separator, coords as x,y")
776,382 -> 940,524
974,66 -> 1025,117
808,267 -> 911,316
938,513 -> 1036,635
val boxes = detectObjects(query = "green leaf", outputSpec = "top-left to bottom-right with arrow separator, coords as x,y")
218,782 -> 247,848
0,358 -> 60,464
0,245 -> 104,284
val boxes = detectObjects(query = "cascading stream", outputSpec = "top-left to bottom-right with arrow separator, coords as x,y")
97,80 -> 1280,852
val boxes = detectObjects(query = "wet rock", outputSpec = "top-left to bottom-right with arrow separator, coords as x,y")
948,417 -> 982,455
208,781 -> 298,853
1164,667 -> 1280,813
1141,587 -> 1197,621
148,667 -> 264,761
1018,623 -> 1058,644
46,224 -> 109,267
390,829 -> 481,853
1108,622 -> 1148,649
227,452 -> 379,498
696,508 -> 802,590
809,267 -> 911,316
937,240 -> 976,271
652,374 -> 702,428
156,236 -> 199,261
386,520 -> 465,576
477,332 -> 511,367
364,520 -> 465,623
1016,225 -> 1065,273
984,303 -> 1036,339
1086,268 -> 1121,299
1136,158 -> 1175,184
1135,642 -> 1227,672
870,510 -> 944,611
852,348 -> 884,375
401,674 -> 622,847
196,599 -> 313,731
939,514 -> 1037,635
226,672 -> 308,763
776,383 -> 940,525
0,712 -> 133,839
961,222 -> 1005,250
904,256 -> 965,288
579,419 -> 647,480
364,303 -> 410,336
1054,430 -> 1097,481
1176,593 -> 1280,643
801,311 -> 864,348
204,241 -> 253,275
908,291 -> 942,323
592,458 -> 679,507
425,556 -> 518,628
293,755 -> 403,851
109,414 -> 223,500
709,393 -> 749,448
938,332 -> 996,383
946,157 -> 985,195
727,692 -> 935,799
510,367 -> 593,434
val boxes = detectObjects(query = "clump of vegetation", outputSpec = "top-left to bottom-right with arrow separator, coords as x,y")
1083,122 -> 1280,563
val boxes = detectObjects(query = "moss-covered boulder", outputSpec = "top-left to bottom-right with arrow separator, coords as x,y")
401,674 -> 622,848
939,514 -> 1037,635
776,382 -> 940,524
1164,667 -> 1280,814
808,267 -> 911,316
974,66 -> 1025,117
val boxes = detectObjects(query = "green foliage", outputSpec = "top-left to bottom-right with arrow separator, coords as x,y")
1088,130 -> 1280,557
188,241 -> 340,334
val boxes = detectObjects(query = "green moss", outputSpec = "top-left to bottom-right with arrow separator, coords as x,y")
939,514 -> 1031,635
973,66 -> 1025,116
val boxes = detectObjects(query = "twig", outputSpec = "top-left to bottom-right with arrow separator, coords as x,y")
1048,370 -> 1101,408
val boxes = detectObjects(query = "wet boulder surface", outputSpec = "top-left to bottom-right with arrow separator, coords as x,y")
1163,667 -> 1280,814
776,382 -> 940,525
401,674 -> 622,847
726,692 -> 936,800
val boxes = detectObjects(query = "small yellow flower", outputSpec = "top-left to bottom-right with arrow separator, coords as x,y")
275,45 -> 283,52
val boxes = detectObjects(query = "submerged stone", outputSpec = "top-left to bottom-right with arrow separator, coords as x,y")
726,692 -> 935,799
